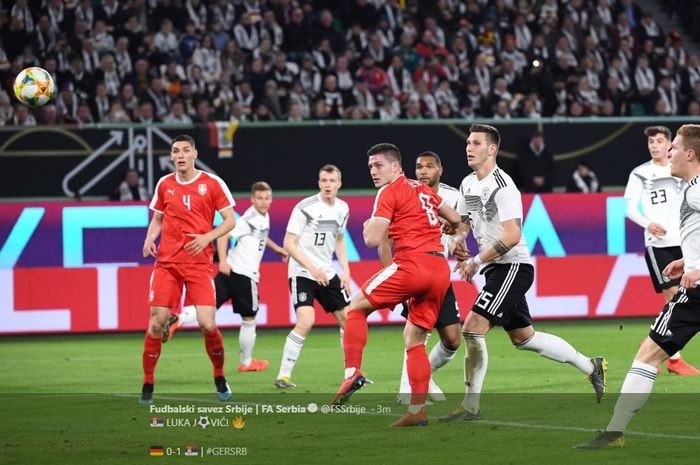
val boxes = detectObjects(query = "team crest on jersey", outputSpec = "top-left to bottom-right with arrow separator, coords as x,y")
198,184 -> 207,195
482,188 -> 490,200
298,292 -> 307,302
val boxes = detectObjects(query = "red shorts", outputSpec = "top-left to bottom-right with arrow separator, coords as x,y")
149,262 -> 216,308
361,252 -> 450,330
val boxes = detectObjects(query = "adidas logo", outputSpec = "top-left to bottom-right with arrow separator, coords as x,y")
496,312 -> 503,318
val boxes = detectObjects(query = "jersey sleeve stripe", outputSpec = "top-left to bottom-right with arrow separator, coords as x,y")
494,170 -> 507,188
149,175 -> 168,212
371,184 -> 389,217
209,173 -> 236,207
370,216 -> 391,223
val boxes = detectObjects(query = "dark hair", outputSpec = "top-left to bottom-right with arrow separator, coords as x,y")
367,143 -> 402,164
417,151 -> 441,166
170,134 -> 196,150
469,124 -> 501,149
251,181 -> 272,194
644,126 -> 672,140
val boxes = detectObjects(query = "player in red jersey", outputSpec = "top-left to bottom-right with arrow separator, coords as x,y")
139,134 -> 236,405
332,143 -> 467,426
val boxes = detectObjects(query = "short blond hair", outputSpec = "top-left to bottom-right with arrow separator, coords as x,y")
677,124 -> 700,160
251,181 -> 272,194
319,164 -> 342,180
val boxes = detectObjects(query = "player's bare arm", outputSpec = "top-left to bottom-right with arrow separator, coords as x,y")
663,258 -> 685,279
143,212 -> 163,258
461,218 -> 521,282
266,238 -> 289,261
284,231 -> 329,286
216,235 -> 232,275
335,232 -> 351,290
377,234 -> 394,266
184,207 -> 236,256
363,217 -> 390,248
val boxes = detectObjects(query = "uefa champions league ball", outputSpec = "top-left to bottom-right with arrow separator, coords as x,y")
13,67 -> 56,107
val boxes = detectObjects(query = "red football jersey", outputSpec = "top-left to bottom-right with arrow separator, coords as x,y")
150,171 -> 235,263
371,174 -> 444,256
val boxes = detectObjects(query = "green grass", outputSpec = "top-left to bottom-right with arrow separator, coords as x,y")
1,319 -> 699,464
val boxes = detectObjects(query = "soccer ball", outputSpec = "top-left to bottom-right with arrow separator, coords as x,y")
13,67 -> 56,107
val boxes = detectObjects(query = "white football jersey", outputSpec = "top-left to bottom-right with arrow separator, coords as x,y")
624,161 -> 685,248
227,206 -> 269,282
457,166 -> 532,265
286,194 -> 350,280
680,177 -> 700,274
438,182 -> 460,258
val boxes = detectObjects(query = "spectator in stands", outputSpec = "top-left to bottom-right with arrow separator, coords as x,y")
567,161 -> 601,193
111,169 -> 149,201
163,99 -> 192,125
76,101 -> 94,125
3,0 -> 700,127
516,131 -> 556,193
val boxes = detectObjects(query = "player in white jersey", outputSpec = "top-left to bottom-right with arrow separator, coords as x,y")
439,124 -> 607,423
624,125 -> 699,375
395,152 -> 462,404
274,165 -> 352,389
577,124 -> 700,448
164,182 -> 288,373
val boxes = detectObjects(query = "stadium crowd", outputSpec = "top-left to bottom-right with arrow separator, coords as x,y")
1,0 -> 700,125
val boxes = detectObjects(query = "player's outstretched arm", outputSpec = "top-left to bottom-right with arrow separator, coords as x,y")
266,238 -> 289,261
143,212 -> 163,258
184,208 -> 236,256
335,233 -> 351,290
283,232 -> 329,286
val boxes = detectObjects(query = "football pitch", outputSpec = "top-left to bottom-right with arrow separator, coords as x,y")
1,319 -> 699,465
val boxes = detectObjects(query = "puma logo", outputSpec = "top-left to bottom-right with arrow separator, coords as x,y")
167,188 -> 175,195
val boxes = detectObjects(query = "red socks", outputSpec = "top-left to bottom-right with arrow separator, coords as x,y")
343,310 -> 368,370
203,327 -> 225,378
406,343 -> 430,406
142,332 -> 162,384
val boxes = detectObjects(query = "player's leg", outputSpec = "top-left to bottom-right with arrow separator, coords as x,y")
646,247 -> 698,374
427,285 -> 461,401
332,306 -> 348,349
140,264 -> 183,404
140,305 -> 170,404
577,289 -> 699,448
195,305 -> 231,401
438,311 -> 491,421
576,338 -> 669,448
396,303 -> 413,404
392,254 -> 448,426
276,277 -> 319,388
229,273 -> 268,372
332,292 -> 375,405
392,320 -> 431,427
510,322 -> 606,402
661,286 -> 700,374
185,264 -> 230,401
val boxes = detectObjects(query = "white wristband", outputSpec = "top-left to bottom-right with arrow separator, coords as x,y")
471,254 -> 483,266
